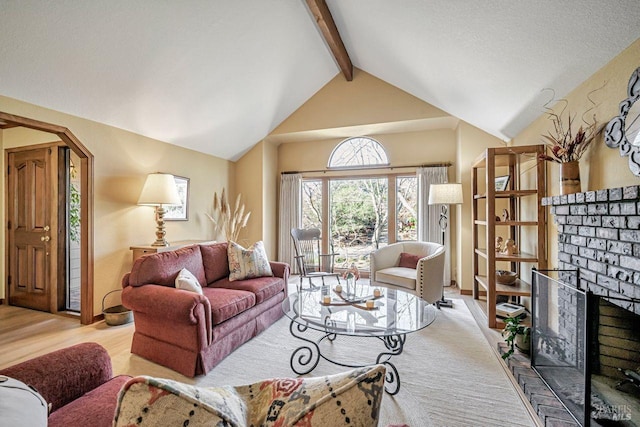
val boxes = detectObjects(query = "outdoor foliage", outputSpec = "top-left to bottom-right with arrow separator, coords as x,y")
302,176 -> 417,271
69,183 -> 81,243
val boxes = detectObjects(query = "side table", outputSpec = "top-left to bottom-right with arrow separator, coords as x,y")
130,240 -> 214,262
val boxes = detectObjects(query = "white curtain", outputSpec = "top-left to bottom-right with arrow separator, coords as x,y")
278,173 -> 301,269
417,166 -> 451,286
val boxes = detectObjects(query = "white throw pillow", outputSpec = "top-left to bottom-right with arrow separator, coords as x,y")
175,268 -> 203,294
0,376 -> 48,427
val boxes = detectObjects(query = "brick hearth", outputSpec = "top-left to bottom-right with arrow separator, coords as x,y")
498,343 -> 579,426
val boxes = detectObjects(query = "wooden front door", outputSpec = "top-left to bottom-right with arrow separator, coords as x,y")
7,146 -> 60,312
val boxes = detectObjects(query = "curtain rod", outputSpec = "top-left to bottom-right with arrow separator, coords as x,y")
281,161 -> 452,175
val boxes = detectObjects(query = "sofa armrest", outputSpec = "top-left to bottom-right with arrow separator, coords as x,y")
121,272 -> 131,288
270,261 -> 289,294
123,284 -> 210,325
122,284 -> 212,346
0,342 -> 112,413
269,261 -> 290,280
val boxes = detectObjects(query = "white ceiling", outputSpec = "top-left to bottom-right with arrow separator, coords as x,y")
1,1 -> 639,161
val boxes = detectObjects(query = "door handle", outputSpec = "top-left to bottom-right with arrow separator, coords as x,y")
41,236 -> 50,242
43,226 -> 50,232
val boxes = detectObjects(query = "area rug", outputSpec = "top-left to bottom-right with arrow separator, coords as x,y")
141,299 -> 534,426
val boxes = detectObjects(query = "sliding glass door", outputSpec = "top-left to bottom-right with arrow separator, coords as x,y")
301,174 -> 416,274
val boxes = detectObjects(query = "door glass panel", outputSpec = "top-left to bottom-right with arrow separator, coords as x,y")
397,176 -> 417,241
330,178 -> 388,272
302,180 -> 322,230
67,154 -> 82,312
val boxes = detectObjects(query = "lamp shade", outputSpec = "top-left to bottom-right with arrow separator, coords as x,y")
428,183 -> 463,205
138,173 -> 181,206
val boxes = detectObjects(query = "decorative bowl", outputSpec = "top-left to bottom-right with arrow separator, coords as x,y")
496,270 -> 517,285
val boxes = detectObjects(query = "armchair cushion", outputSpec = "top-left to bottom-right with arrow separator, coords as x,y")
228,241 -> 273,281
375,267 -> 416,290
114,365 -> 385,427
398,252 -> 420,269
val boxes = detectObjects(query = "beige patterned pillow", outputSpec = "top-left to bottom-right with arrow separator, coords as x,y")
227,240 -> 273,281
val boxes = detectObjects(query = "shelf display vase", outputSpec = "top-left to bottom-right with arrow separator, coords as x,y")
560,161 -> 580,195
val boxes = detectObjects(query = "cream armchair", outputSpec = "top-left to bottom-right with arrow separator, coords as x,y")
369,241 -> 445,305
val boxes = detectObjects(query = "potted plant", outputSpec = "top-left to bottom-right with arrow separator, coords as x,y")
501,316 -> 531,360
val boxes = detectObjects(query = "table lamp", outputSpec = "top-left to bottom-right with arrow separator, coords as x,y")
138,172 -> 181,246
428,183 -> 463,308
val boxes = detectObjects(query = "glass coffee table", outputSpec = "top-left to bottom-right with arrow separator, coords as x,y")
282,284 -> 437,395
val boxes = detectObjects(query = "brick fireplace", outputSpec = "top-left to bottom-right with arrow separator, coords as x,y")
544,186 -> 640,309
527,186 -> 640,426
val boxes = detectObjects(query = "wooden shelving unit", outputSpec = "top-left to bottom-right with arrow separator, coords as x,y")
471,145 -> 547,329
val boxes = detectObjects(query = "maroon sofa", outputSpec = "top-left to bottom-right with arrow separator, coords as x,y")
0,342 -> 131,427
121,241 -> 289,377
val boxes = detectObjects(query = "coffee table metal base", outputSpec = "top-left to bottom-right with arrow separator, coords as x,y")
288,320 -> 405,395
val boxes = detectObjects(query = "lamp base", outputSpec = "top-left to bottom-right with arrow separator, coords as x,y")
436,298 -> 453,309
151,206 -> 170,247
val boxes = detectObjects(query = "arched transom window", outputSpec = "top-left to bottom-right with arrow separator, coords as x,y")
327,136 -> 389,169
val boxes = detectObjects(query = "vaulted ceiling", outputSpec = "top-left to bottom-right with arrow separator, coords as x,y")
1,1 -> 639,160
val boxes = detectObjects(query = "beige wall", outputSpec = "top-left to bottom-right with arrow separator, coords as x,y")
455,123 -> 505,291
272,69 -> 449,135
0,96 -> 233,315
234,140 -> 279,258
235,142 -> 264,250
262,141 -> 278,258
512,38 -> 640,269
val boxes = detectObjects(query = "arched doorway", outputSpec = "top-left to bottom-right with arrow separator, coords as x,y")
0,111 -> 94,324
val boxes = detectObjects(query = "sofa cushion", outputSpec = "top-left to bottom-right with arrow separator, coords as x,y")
128,244 -> 206,288
0,376 -> 48,427
114,365 -> 385,427
49,375 -> 130,427
228,241 -> 273,281
398,252 -> 420,269
175,268 -> 203,294
375,267 -> 417,290
199,242 -> 230,284
202,287 -> 256,325
208,275 -> 284,304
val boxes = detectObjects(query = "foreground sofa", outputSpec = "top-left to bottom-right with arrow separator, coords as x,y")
122,241 -> 289,377
0,342 -> 131,427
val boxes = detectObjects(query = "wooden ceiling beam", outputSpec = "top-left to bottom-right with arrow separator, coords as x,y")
305,0 -> 353,81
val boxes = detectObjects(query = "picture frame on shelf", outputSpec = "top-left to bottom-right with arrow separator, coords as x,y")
495,175 -> 510,191
165,175 -> 189,220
